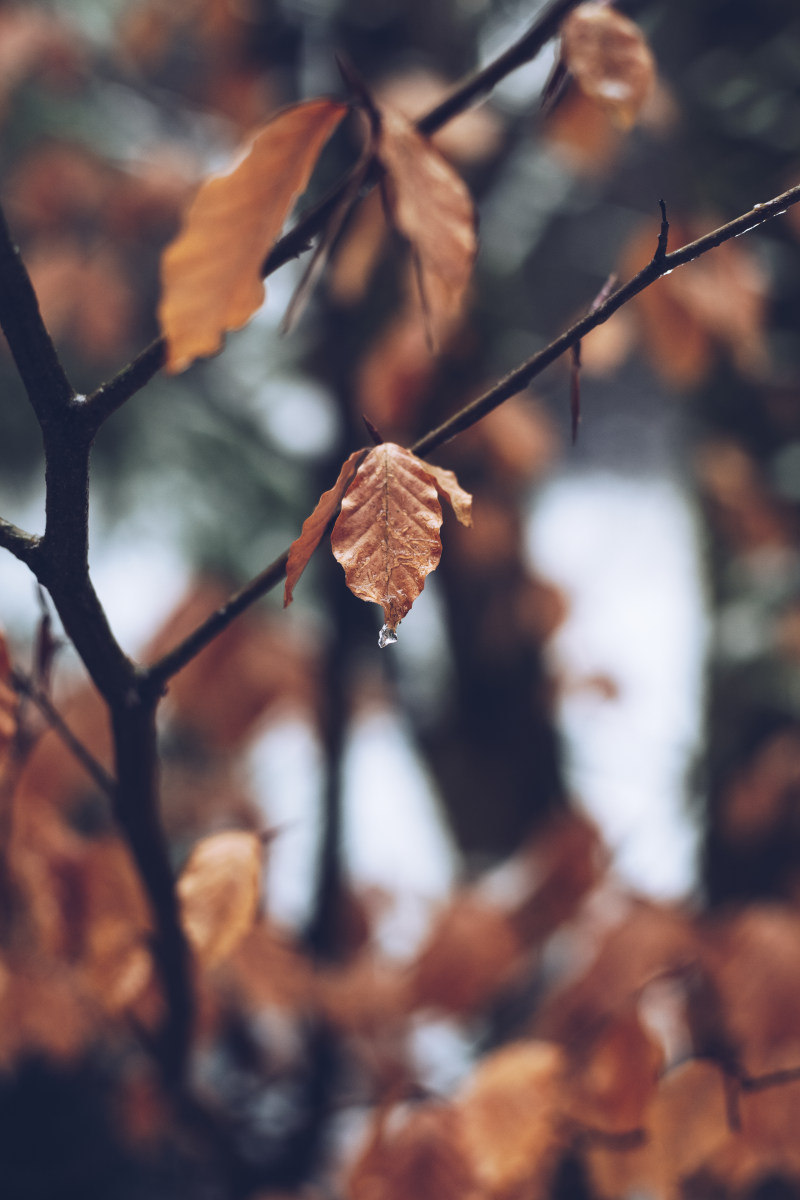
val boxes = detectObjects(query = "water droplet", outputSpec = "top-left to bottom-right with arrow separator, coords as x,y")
661,268 -> 674,276
378,623 -> 398,648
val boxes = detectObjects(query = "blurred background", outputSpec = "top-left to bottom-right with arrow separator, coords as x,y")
1,0 -> 800,1194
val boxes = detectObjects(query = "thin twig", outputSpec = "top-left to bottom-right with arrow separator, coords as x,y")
9,669 -> 117,797
412,183 -> 800,457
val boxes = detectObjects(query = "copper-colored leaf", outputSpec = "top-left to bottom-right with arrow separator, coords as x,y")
456,1040 -> 566,1195
422,463 -> 473,527
159,99 -> 347,372
376,103 -> 477,347
561,3 -> 655,130
284,450 -> 365,607
331,444 -> 453,639
177,830 -> 263,968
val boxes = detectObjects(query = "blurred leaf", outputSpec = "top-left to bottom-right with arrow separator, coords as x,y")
561,2 -> 655,130
178,830 -> 263,968
456,1040 -> 565,1196
159,99 -> 348,372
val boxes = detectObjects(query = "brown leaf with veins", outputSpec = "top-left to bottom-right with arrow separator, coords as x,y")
159,99 -> 347,372
376,103 -> 477,347
561,3 -> 655,130
284,450 -> 366,607
178,830 -> 263,968
330,444 -> 471,639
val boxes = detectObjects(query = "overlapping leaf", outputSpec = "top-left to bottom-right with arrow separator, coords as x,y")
330,443 -> 472,640
159,99 -> 347,372
284,450 -> 365,607
376,103 -> 478,347
561,2 -> 655,129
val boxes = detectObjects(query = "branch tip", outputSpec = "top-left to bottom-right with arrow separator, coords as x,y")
654,198 -> 669,262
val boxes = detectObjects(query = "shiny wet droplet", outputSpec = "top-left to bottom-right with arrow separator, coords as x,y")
378,623 -> 398,648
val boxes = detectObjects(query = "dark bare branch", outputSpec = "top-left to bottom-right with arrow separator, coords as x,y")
9,668 -> 116,797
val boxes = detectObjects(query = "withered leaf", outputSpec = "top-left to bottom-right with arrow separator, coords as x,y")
376,103 -> 477,347
159,99 -> 347,372
456,1040 -> 566,1194
330,444 -> 472,639
177,830 -> 263,968
561,3 -> 655,130
285,451 -> 366,607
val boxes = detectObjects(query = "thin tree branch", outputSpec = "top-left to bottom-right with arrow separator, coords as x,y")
0,207 -> 74,420
9,668 -> 117,797
416,0 -> 580,136
143,183 -> 800,665
144,550 -> 290,691
81,0 -> 584,427
412,184 -> 800,458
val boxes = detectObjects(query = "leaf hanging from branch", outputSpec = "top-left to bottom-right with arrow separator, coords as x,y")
284,449 -> 366,607
376,103 -> 478,348
561,2 -> 655,130
159,98 -> 348,373
330,443 -> 472,642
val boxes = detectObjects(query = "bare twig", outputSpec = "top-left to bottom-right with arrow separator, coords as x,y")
654,198 -> 669,262
81,0 -> 585,427
144,550 -> 290,691
412,183 -> 800,457
9,668 -> 116,797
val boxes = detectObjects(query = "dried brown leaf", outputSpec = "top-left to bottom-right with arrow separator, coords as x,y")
422,463 -> 473,527
331,444 -> 471,638
348,1103 -> 480,1200
178,830 -> 263,968
456,1040 -> 566,1195
376,103 -> 477,347
159,99 -> 347,372
561,3 -> 655,130
285,451 -> 366,607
